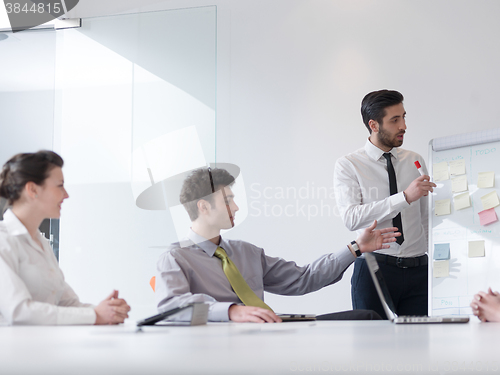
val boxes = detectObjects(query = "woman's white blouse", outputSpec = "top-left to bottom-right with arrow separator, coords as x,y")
0,209 -> 96,325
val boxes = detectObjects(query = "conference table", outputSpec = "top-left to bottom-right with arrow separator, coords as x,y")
1,320 -> 499,374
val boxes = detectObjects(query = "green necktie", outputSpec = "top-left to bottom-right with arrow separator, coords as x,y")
214,247 -> 273,311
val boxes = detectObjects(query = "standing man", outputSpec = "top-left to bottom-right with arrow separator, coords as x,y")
334,90 -> 436,318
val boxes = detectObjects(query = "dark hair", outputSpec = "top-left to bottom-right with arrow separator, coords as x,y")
180,167 -> 235,221
0,150 -> 64,204
361,90 -> 404,133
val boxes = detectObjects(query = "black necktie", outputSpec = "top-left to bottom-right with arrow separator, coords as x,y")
383,153 -> 404,245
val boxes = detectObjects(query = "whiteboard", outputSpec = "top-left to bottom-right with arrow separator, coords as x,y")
429,128 -> 500,316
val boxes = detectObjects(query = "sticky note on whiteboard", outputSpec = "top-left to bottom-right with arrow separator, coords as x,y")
434,243 -> 450,260
454,192 -> 471,210
480,191 -> 500,210
435,199 -> 451,216
478,208 -> 498,226
433,162 -> 449,181
477,171 -> 495,188
449,160 -> 466,176
433,260 -> 449,278
468,240 -> 485,258
451,175 -> 468,193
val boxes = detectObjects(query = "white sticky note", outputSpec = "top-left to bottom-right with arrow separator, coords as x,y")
435,199 -> 451,216
468,240 -> 485,258
454,192 -> 471,210
481,191 -> 500,210
433,260 -> 450,278
477,171 -> 495,188
449,160 -> 466,176
433,162 -> 449,182
451,175 -> 468,193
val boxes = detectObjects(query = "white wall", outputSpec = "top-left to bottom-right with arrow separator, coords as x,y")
3,0 -> 500,317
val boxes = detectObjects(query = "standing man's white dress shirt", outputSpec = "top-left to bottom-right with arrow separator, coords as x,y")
334,139 -> 428,258
0,209 -> 96,325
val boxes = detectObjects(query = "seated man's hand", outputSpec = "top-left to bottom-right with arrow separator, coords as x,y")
470,288 -> 500,322
228,305 -> 282,323
94,290 -> 131,325
356,220 -> 401,253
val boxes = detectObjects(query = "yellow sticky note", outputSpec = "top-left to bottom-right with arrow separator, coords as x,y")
454,192 -> 471,210
433,260 -> 449,278
480,191 -> 500,210
435,199 -> 451,216
433,162 -> 449,182
477,172 -> 495,188
449,160 -> 466,176
451,175 -> 468,193
468,240 -> 485,257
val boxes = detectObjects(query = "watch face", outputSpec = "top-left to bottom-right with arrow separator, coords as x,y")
350,241 -> 361,257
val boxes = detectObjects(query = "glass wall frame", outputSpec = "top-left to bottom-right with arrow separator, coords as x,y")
53,6 -> 217,319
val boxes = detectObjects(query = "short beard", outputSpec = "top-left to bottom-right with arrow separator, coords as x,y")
378,124 -> 403,149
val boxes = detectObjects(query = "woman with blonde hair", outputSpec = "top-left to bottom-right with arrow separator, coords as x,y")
0,150 -> 130,325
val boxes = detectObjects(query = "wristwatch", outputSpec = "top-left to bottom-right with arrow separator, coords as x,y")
350,241 -> 362,257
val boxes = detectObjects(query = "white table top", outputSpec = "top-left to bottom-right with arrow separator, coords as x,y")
1,320 -> 499,374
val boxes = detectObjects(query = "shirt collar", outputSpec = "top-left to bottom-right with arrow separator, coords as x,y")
187,228 -> 226,257
2,209 -> 30,237
2,209 -> 47,253
364,138 -> 398,162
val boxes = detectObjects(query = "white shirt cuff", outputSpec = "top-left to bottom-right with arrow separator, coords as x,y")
390,191 -> 409,210
208,302 -> 234,322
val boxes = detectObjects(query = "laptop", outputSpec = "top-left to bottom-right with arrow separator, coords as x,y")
364,253 -> 469,324
137,303 -> 209,326
278,314 -> 316,322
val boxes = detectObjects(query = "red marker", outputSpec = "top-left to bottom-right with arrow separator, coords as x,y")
414,161 -> 425,176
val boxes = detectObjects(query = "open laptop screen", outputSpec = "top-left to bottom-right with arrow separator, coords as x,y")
364,253 -> 469,324
364,253 -> 398,320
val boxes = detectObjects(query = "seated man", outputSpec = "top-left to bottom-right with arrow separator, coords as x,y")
155,167 -> 400,322
471,288 -> 500,322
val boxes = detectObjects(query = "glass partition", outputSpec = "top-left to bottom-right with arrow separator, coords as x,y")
54,7 -> 216,319
0,29 -> 59,252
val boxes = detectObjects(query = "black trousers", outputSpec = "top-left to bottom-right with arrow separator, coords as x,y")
351,257 -> 428,319
316,309 -> 382,321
